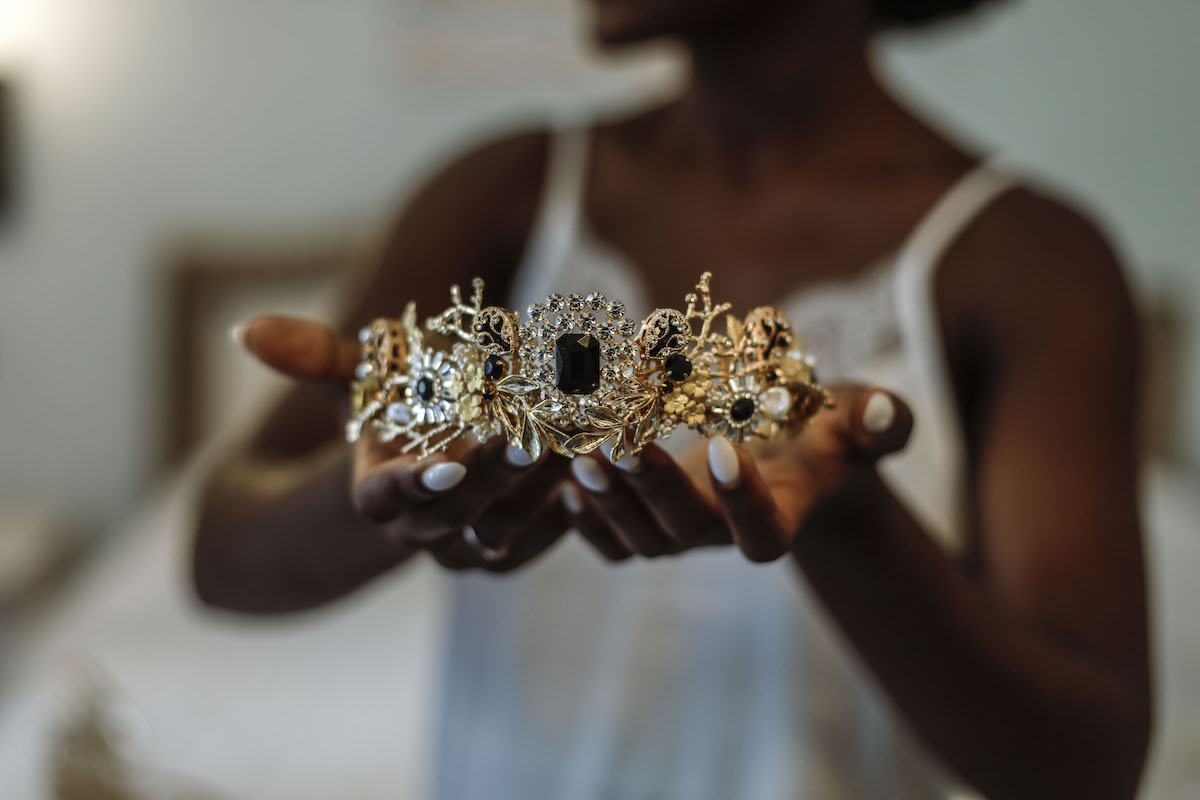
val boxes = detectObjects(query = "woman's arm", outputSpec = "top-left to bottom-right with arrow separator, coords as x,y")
193,130 -> 551,613
785,194 -> 1150,798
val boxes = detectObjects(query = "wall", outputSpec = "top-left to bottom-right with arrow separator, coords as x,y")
0,0 -> 1196,524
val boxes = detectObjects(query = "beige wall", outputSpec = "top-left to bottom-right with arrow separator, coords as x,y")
0,0 -> 1196,523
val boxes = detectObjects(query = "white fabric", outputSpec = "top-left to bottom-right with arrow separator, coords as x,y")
433,127 -> 1018,799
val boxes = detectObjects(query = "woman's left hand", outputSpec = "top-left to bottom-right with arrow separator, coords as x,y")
562,384 -> 913,563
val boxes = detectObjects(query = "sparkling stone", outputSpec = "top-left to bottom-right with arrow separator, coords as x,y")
568,293 -> 585,312
386,402 -> 412,423
528,304 -> 547,322
602,343 -> 619,360
520,324 -> 538,341
587,292 -> 606,310
416,376 -> 436,403
579,314 -> 596,332
548,293 -> 565,312
606,301 -> 626,320
484,355 -> 506,381
618,320 -> 638,337
556,316 -> 573,333
601,365 -> 617,382
664,354 -> 692,382
730,397 -> 756,423
555,333 -> 601,395
598,323 -> 614,341
762,386 -> 792,420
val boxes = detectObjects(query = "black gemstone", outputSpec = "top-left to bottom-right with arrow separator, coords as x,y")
555,333 -> 601,395
730,397 -> 756,422
664,354 -> 692,382
483,355 -> 506,381
415,376 -> 436,402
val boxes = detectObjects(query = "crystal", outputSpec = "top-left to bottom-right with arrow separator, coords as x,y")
548,294 -> 565,312
555,333 -> 601,395
730,397 -> 756,422
580,314 -> 595,331
664,354 -> 692,382
568,293 -> 585,312
484,355 -> 506,381
386,402 -> 412,423
416,376 -> 436,402
618,320 -> 637,337
607,301 -> 625,320
587,292 -> 606,310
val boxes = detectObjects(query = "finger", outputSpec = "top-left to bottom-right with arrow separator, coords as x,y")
822,385 -> 914,462
569,455 -> 678,557
402,439 -> 565,533
466,448 -> 572,547
426,501 -> 570,573
234,316 -> 359,382
707,437 -> 791,563
353,455 -> 466,528
613,444 -> 729,547
559,482 -> 633,562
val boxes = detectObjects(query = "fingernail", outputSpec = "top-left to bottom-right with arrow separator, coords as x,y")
420,462 -> 466,492
229,322 -> 249,348
560,482 -> 585,514
600,440 -> 640,472
863,392 -> 895,434
708,437 -> 740,488
571,457 -> 609,493
505,445 -> 535,467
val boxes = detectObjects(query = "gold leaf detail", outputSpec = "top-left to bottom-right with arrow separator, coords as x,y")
585,406 -> 624,429
566,430 -> 611,455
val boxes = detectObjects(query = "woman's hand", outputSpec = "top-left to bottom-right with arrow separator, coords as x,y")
562,385 -> 913,563
236,315 -> 575,573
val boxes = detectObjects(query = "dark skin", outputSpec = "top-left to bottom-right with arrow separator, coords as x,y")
193,0 -> 1152,797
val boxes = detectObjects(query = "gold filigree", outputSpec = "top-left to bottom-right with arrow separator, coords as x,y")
346,273 -> 831,462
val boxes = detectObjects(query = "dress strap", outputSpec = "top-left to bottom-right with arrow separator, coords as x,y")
891,163 -> 1019,550
508,124 -> 591,310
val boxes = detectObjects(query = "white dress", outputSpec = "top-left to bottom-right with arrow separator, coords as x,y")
432,126 -> 1017,800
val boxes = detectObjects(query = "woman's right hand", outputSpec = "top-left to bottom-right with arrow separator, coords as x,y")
235,315 -> 575,572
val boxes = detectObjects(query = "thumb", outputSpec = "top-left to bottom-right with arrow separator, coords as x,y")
823,384 -> 914,462
231,316 -> 360,383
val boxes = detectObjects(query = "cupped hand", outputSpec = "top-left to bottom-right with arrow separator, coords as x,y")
235,315 -> 576,572
562,385 -> 913,563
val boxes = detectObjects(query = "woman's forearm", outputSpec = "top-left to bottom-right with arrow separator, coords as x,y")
791,471 -> 1150,800
193,447 -> 416,614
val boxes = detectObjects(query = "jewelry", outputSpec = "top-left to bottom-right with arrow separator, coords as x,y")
462,526 -> 508,562
347,272 -> 833,463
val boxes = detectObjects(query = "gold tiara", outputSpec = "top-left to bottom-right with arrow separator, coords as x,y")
347,272 -> 832,463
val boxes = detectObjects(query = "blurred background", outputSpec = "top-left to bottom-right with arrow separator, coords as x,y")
0,0 -> 1197,797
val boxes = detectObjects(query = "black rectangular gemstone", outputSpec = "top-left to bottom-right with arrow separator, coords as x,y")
555,333 -> 601,394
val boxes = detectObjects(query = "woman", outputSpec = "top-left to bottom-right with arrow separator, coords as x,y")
194,0 -> 1152,797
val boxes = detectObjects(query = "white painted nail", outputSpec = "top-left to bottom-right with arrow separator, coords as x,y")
863,392 -> 896,434
229,322 -> 249,348
571,457 -> 610,493
600,440 -> 640,472
708,437 -> 740,488
560,482 -> 585,514
505,445 -> 535,467
420,462 -> 466,492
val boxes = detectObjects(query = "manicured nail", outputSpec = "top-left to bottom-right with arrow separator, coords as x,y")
229,322 -> 249,348
863,392 -> 896,434
505,445 -> 535,467
571,457 -> 609,493
600,440 -> 640,472
420,462 -> 466,492
708,437 -> 740,488
560,482 -> 585,514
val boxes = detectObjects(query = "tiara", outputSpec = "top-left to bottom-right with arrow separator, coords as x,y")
347,272 -> 832,463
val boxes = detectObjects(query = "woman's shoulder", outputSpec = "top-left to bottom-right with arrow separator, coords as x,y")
937,180 -> 1137,355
